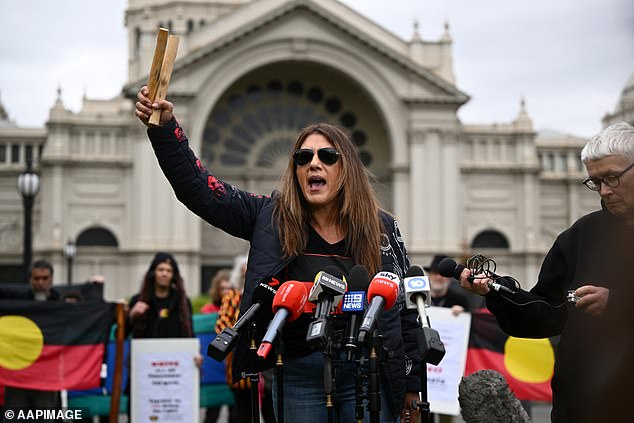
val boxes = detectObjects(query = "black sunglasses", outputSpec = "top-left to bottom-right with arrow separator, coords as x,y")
293,148 -> 340,166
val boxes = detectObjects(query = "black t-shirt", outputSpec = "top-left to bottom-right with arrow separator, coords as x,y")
276,225 -> 354,358
129,292 -> 192,339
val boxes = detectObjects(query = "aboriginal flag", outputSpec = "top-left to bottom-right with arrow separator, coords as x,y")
0,300 -> 114,391
465,309 -> 557,401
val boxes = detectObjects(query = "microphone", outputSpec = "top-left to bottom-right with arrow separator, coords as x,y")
306,267 -> 347,349
207,278 -> 278,362
404,265 -> 431,314
458,370 -> 530,423
342,265 -> 369,357
404,265 -> 446,365
357,271 -> 399,345
438,257 -> 515,295
257,281 -> 308,360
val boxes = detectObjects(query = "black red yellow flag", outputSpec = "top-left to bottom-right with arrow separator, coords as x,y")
465,309 -> 557,401
0,300 -> 114,391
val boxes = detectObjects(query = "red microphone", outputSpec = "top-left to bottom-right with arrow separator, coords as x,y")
257,281 -> 308,359
357,271 -> 400,344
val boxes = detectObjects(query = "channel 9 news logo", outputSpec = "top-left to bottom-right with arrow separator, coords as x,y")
406,276 -> 429,291
342,292 -> 365,312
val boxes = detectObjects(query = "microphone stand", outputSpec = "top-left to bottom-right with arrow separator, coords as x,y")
413,297 -> 445,423
243,321 -> 261,423
367,330 -> 382,423
417,348 -> 431,423
322,319 -> 336,423
275,336 -> 284,423
354,347 -> 365,423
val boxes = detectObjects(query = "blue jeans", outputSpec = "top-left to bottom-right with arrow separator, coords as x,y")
272,351 -> 397,423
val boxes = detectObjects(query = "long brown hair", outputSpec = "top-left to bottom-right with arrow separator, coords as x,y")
274,122 -> 383,274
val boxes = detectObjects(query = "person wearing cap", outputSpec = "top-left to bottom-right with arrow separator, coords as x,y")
424,254 -> 472,316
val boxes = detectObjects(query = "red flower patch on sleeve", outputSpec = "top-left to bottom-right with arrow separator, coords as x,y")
174,125 -> 187,143
207,175 -> 226,197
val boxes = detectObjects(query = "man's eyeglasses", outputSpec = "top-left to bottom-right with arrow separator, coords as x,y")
582,162 -> 634,191
293,148 -> 340,166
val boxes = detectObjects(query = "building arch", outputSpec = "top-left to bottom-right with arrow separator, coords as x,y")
75,226 -> 119,247
471,229 -> 510,250
188,37 -> 408,167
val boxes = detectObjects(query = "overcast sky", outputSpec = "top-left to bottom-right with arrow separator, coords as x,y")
1,0 -> 632,137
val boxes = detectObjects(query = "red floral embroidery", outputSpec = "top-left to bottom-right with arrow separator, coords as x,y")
207,175 -> 226,197
174,125 -> 186,142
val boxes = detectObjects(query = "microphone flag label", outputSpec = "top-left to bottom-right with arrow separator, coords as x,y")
406,276 -> 429,291
342,292 -> 365,312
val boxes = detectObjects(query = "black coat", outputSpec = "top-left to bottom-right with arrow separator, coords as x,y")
148,118 -> 423,415
485,208 -> 633,422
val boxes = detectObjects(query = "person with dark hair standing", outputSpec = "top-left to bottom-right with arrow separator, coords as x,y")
126,252 -> 201,418
135,87 -> 422,422
128,252 -> 195,340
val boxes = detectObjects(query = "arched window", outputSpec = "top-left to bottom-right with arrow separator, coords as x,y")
471,230 -> 509,249
76,227 -> 119,247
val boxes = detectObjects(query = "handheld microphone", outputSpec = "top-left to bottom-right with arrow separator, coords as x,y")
357,271 -> 399,345
342,265 -> 369,357
257,281 -> 308,360
438,257 -> 515,295
207,278 -> 278,362
306,266 -> 347,348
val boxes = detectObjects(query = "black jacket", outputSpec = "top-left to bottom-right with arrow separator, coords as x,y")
147,118 -> 423,415
485,208 -> 633,422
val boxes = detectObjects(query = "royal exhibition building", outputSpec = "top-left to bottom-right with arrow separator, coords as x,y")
1,0 -> 632,300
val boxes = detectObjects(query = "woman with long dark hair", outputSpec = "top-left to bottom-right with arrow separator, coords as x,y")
128,252 -> 194,339
135,87 -> 422,423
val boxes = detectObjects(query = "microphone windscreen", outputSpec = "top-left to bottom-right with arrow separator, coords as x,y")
348,265 -> 370,291
438,257 -> 460,278
405,265 -> 425,277
459,370 -> 530,423
367,272 -> 399,310
272,281 -> 308,321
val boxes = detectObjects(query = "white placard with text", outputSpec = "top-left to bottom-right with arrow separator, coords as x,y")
426,306 -> 472,416
131,338 -> 200,423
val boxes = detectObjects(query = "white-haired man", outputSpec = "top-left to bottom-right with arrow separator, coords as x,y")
458,121 -> 634,422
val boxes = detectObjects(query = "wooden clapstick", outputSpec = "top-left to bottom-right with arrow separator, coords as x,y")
148,34 -> 180,126
147,28 -> 169,103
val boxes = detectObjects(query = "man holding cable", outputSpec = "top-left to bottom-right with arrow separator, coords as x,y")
457,121 -> 634,422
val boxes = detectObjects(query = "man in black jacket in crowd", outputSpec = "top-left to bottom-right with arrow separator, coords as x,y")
457,121 -> 634,422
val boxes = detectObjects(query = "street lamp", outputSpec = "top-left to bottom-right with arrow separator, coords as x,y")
16,160 -> 40,283
63,239 -> 77,285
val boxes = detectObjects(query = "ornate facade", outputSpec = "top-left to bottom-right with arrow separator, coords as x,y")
2,0 -> 617,300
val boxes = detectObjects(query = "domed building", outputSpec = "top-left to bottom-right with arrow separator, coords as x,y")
603,72 -> 634,126
0,0 -> 611,299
